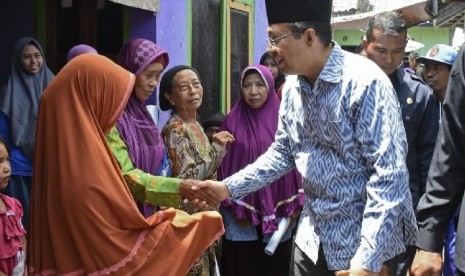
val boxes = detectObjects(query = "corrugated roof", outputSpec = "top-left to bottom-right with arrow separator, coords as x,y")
332,0 -> 465,29
332,0 -> 431,29
333,0 -> 358,12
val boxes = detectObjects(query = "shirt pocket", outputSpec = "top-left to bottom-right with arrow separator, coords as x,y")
317,108 -> 344,150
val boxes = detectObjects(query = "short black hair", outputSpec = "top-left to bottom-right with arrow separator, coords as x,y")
366,11 -> 407,42
284,21 -> 332,46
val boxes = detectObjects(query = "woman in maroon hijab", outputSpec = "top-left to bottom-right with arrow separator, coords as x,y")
106,38 -> 173,217
219,65 -> 304,276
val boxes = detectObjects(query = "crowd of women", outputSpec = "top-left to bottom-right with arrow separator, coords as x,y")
0,36 -> 303,275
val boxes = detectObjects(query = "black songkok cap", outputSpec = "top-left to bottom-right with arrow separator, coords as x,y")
265,0 -> 333,24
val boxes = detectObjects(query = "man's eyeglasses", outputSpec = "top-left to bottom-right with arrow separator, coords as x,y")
266,33 -> 293,47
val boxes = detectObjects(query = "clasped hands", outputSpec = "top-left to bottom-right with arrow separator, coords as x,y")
179,179 -> 231,209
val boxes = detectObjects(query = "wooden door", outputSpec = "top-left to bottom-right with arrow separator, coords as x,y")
46,0 -> 123,73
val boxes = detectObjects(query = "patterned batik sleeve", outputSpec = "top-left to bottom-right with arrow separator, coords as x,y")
351,79 -> 415,271
106,126 -> 181,208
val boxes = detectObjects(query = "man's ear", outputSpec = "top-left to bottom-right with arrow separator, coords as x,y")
362,39 -> 369,51
304,28 -> 316,46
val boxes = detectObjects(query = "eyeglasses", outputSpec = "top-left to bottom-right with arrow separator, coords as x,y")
266,33 -> 293,47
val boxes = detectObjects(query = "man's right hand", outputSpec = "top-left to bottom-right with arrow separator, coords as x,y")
409,249 -> 442,276
181,180 -> 231,210
192,180 -> 231,203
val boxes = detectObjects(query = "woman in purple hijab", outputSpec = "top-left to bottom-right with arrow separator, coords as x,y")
66,44 -> 97,62
105,38 -> 171,217
219,64 -> 304,276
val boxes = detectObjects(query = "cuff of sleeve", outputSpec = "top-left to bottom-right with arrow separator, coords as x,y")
352,243 -> 384,272
223,177 -> 238,200
415,228 -> 444,253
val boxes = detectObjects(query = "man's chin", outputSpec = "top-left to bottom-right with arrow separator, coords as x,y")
280,67 -> 295,75
427,83 -> 437,90
383,68 -> 396,75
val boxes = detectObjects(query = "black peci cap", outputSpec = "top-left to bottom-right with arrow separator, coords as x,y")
265,0 -> 333,25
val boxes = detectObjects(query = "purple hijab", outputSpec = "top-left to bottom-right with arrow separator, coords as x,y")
219,65 -> 303,234
116,38 -> 169,216
66,44 -> 98,62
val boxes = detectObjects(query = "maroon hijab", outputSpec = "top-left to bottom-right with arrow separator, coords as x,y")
116,39 -> 169,216
219,65 -> 303,234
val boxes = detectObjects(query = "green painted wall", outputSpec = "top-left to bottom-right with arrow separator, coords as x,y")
35,0 -> 47,47
235,0 -> 254,6
408,27 -> 450,55
333,26 -> 451,55
333,29 -> 365,48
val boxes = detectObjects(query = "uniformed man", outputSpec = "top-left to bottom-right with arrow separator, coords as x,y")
363,11 -> 440,276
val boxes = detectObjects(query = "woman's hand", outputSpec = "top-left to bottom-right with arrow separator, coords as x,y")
212,131 -> 235,146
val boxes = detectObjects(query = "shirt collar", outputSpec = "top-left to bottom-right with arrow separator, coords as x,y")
297,41 -> 344,94
319,42 -> 344,84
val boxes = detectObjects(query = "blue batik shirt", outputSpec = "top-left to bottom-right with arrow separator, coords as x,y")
224,43 -> 418,272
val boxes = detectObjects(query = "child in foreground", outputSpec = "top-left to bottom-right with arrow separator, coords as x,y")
0,137 -> 26,275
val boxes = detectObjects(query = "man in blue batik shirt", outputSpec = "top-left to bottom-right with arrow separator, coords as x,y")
190,1 -> 418,275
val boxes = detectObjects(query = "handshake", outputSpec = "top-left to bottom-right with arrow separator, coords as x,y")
179,179 -> 231,209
